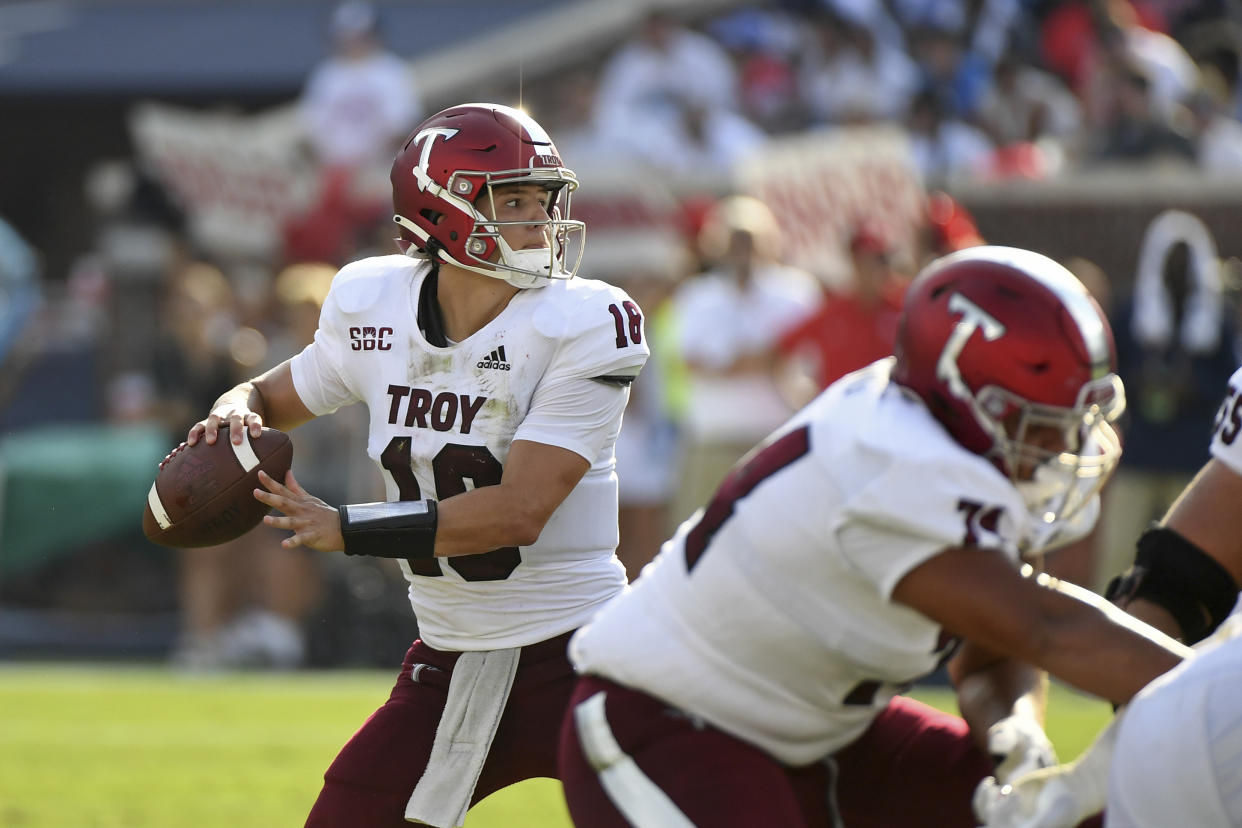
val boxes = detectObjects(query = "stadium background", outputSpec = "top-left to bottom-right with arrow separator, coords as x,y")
0,0 -> 1233,823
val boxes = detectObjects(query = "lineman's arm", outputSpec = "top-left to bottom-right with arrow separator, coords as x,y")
1112,458 -> 1242,641
892,545 -> 1183,706
1163,459 -> 1242,584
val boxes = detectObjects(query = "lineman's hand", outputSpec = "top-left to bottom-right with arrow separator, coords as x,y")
987,715 -> 1057,784
974,711 -> 1120,828
255,469 -> 344,553
973,768 -> 1088,828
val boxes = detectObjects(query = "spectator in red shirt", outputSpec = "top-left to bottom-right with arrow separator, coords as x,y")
777,221 -> 909,403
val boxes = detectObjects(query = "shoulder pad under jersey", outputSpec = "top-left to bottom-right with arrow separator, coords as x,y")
530,277 -> 650,381
839,380 -> 1028,557
329,255 -> 424,315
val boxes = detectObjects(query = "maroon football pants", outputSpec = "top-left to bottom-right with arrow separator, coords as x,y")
305,630 -> 576,827
559,675 -> 1033,828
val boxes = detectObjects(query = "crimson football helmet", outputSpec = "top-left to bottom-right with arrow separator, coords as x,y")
893,246 -> 1124,526
390,103 -> 584,288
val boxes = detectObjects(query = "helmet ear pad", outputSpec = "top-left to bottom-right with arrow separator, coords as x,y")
434,190 -> 501,265
396,175 -> 497,264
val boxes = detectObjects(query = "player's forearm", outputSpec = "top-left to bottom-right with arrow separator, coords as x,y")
433,483 -> 548,558
1032,607 -> 1182,704
1115,597 -> 1182,641
1163,459 -> 1242,588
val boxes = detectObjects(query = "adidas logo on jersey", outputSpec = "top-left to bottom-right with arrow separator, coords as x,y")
477,345 -> 511,371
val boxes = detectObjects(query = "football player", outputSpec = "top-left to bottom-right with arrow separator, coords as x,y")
557,246 -> 1186,827
184,103 -> 649,827
1104,373 -> 1242,826
977,372 -> 1242,828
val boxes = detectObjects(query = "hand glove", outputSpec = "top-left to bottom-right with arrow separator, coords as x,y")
986,715 -> 1057,784
972,767 -> 1087,828
974,711 -> 1121,828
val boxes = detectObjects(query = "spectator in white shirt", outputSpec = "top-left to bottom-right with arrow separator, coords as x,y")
592,10 -> 738,140
300,1 -> 421,170
977,54 -> 1083,147
667,195 -> 820,528
906,88 -> 996,185
1189,87 -> 1242,174
291,1 -> 422,263
799,9 -> 919,125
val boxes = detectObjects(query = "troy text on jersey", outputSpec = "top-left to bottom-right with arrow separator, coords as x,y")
386,385 -> 487,434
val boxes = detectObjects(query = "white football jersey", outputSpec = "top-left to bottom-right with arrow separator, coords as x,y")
570,358 -> 1042,766
1108,620 -> 1242,827
1210,366 -> 1242,476
289,255 -> 649,650
1207,367 -> 1242,622
1108,369 -> 1242,826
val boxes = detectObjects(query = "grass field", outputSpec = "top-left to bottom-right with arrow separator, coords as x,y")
0,664 -> 1113,827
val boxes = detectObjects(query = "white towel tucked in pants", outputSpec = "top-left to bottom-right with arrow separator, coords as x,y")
405,648 -> 520,827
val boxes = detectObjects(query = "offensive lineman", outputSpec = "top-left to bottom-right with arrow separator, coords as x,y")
185,103 -> 648,827
557,246 -> 1185,827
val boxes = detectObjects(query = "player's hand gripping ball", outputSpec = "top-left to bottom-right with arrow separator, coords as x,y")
142,426 -> 294,548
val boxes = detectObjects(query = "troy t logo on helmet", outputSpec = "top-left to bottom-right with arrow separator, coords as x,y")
411,127 -> 460,189
936,293 -> 1006,405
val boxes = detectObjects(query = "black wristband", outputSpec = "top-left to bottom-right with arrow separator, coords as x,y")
1105,526 -> 1238,644
339,500 -> 438,560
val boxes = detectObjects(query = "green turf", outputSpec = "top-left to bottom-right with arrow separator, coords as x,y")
0,664 -> 1111,827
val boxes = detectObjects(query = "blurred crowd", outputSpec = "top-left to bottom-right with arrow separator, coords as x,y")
544,0 -> 1242,184
2,0 -> 1241,670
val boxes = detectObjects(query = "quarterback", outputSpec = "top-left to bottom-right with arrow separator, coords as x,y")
185,103 -> 648,827
558,246 -> 1184,827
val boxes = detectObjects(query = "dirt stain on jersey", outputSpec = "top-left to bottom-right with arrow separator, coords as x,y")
481,394 -> 523,433
407,350 -> 455,385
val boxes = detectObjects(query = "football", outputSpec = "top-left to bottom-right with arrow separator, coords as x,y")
142,426 -> 294,548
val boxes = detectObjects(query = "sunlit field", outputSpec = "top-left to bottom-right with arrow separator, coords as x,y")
0,664 -> 1111,827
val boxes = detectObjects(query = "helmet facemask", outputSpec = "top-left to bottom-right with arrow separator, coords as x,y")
973,373 -> 1125,528
395,165 -> 585,290
466,173 -> 585,288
